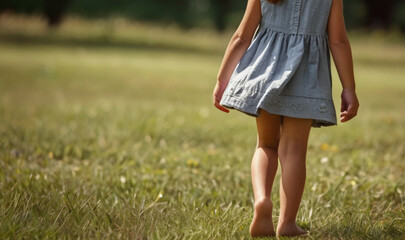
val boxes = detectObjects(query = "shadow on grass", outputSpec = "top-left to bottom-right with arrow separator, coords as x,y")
0,31 -> 222,56
317,222 -> 405,240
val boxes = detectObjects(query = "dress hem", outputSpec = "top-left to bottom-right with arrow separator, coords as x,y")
220,94 -> 337,128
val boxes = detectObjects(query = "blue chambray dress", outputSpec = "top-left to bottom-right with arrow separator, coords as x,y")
220,0 -> 337,127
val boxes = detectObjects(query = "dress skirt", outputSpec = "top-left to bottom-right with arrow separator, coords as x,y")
219,27 -> 337,128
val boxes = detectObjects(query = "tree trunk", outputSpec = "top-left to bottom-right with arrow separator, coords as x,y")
365,0 -> 394,30
44,0 -> 71,27
211,0 -> 230,32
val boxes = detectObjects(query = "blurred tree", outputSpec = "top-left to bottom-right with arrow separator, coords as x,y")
393,1 -> 405,32
1,0 -> 404,32
171,0 -> 191,27
342,0 -> 367,29
0,0 -> 43,14
44,0 -> 70,27
210,0 -> 230,31
364,0 -> 395,30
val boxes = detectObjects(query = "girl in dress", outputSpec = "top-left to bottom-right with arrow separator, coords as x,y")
212,0 -> 359,237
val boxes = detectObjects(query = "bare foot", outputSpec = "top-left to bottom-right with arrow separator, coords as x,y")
277,222 -> 308,237
250,198 -> 275,238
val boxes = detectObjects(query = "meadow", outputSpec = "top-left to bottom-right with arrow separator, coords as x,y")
0,15 -> 404,239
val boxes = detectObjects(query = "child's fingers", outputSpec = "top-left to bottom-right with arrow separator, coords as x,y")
212,85 -> 229,113
340,104 -> 358,122
340,112 -> 353,122
212,95 -> 228,112
214,102 -> 229,113
340,112 -> 350,122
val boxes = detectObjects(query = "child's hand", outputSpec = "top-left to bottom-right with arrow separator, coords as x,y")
340,89 -> 359,122
212,81 -> 230,113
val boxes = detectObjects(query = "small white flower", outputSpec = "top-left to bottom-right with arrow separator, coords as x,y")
311,183 -> 317,191
120,176 -> 126,184
320,157 -> 329,164
350,180 -> 357,186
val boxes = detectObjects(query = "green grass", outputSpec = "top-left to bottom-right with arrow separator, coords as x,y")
0,14 -> 404,239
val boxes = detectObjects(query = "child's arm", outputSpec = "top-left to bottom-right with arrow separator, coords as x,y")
328,0 -> 359,122
213,0 -> 261,113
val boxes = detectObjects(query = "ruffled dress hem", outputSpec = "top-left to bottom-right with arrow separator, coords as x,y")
220,94 -> 337,128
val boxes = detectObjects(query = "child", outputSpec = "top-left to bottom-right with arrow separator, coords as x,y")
212,0 -> 359,237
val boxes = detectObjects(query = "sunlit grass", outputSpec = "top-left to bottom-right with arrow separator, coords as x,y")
0,14 -> 404,239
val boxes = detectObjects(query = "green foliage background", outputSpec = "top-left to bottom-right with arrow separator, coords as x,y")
1,0 -> 405,30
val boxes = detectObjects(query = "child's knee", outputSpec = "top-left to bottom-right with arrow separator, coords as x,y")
256,144 -> 279,157
278,138 -> 308,160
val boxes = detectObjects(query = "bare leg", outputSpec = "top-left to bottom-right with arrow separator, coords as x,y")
277,116 -> 312,237
249,110 -> 281,238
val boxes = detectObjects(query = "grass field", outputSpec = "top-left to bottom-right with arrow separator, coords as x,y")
0,15 -> 404,239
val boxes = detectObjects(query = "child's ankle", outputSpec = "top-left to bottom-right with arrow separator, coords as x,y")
254,198 -> 273,215
277,218 -> 296,225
